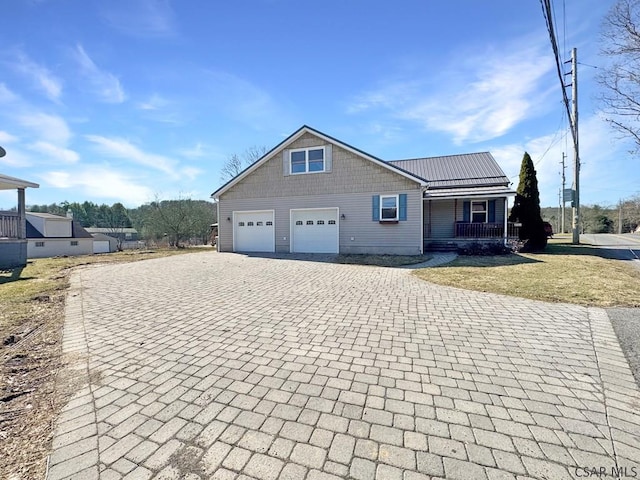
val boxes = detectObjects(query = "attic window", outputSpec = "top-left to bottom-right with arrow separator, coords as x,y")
290,147 -> 325,174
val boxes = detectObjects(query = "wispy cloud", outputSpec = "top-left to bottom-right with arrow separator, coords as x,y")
73,44 -> 125,103
349,36 -> 555,144
19,112 -> 72,144
0,83 -> 19,103
12,51 -> 62,102
100,0 -> 176,38
491,114 -> 629,206
204,71 -> 283,129
137,94 -> 168,111
0,131 -> 18,144
85,134 -> 177,176
45,167 -> 154,206
28,141 -> 79,164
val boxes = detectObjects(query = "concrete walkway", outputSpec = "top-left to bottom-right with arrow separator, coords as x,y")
47,252 -> 640,479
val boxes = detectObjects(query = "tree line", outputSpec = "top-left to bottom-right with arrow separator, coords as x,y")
28,198 -> 217,248
542,194 -> 640,234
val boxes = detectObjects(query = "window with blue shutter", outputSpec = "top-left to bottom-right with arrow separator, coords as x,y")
463,201 -> 471,222
399,194 -> 407,221
488,199 -> 496,223
372,195 -> 380,221
373,194 -> 407,222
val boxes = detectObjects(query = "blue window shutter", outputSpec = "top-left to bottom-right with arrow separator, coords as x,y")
463,201 -> 470,222
399,194 -> 407,221
372,195 -> 380,221
488,199 -> 496,222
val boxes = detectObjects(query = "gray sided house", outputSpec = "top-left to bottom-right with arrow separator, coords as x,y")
211,126 -> 516,255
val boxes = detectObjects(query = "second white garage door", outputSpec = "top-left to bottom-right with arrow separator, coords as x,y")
291,208 -> 339,253
234,210 -> 275,252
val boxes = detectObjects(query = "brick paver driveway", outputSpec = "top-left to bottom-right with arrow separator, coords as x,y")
48,252 -> 640,480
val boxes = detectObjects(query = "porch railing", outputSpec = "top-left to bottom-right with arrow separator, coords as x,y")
0,212 -> 21,239
454,222 -> 520,239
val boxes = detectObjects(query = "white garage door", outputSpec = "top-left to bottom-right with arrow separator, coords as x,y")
93,241 -> 110,254
291,208 -> 339,253
234,211 -> 275,252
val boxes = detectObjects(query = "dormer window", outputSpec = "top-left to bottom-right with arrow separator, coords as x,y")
290,147 -> 325,174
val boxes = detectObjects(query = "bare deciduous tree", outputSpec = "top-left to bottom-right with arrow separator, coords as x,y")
220,145 -> 268,182
598,0 -> 640,153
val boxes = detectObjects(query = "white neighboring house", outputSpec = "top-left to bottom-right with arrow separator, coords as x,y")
26,212 -> 94,258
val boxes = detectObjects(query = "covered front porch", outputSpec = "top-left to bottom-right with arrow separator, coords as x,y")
423,188 -> 518,251
0,173 -> 39,269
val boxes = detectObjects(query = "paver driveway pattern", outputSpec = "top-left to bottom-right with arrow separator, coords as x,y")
48,252 -> 640,480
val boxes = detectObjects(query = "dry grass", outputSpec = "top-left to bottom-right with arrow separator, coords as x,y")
336,254 -> 432,267
414,238 -> 640,307
0,248 -> 207,480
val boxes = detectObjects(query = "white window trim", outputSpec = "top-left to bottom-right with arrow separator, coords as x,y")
71,240 -> 79,246
290,146 -> 326,175
35,241 -> 45,247
471,200 -> 488,223
380,194 -> 399,221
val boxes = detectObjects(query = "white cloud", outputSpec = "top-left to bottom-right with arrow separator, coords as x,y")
28,141 -> 80,163
491,114 -> 630,207
19,112 -> 72,144
73,44 -> 125,103
101,0 -> 176,37
0,131 -> 18,144
13,51 -> 62,102
137,94 -> 168,111
349,36 -> 555,144
85,134 -> 177,177
181,166 -> 204,181
44,167 -> 154,206
0,83 -> 19,103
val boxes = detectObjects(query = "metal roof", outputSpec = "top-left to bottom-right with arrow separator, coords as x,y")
0,173 -> 39,190
389,152 -> 510,189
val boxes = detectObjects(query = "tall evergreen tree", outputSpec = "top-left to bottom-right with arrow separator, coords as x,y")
508,152 -> 547,251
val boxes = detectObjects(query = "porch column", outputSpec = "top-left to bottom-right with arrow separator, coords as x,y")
503,196 -> 508,245
18,188 -> 26,239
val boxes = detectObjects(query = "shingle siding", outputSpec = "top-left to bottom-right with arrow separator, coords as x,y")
222,133 -> 416,200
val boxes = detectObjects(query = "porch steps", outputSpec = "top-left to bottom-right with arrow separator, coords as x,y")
425,241 -> 459,252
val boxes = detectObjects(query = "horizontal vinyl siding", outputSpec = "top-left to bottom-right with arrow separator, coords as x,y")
429,200 -> 455,238
218,190 -> 422,255
27,239 -> 93,258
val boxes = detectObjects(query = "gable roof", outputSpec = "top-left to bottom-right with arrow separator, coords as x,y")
211,125 -> 427,199
389,152 -> 510,190
26,218 -> 94,239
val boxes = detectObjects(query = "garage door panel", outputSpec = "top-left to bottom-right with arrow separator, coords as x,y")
234,211 -> 275,252
292,208 -> 338,253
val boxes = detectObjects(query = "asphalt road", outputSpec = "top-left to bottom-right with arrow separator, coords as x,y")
580,233 -> 640,388
580,232 -> 640,261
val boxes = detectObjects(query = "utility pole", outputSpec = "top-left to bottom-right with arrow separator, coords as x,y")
618,200 -> 623,234
565,48 -> 580,244
560,152 -> 566,234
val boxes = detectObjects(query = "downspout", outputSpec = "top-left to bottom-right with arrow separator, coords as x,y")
18,188 -> 26,240
503,196 -> 508,246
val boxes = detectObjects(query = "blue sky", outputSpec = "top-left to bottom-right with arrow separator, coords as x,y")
0,0 -> 634,210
